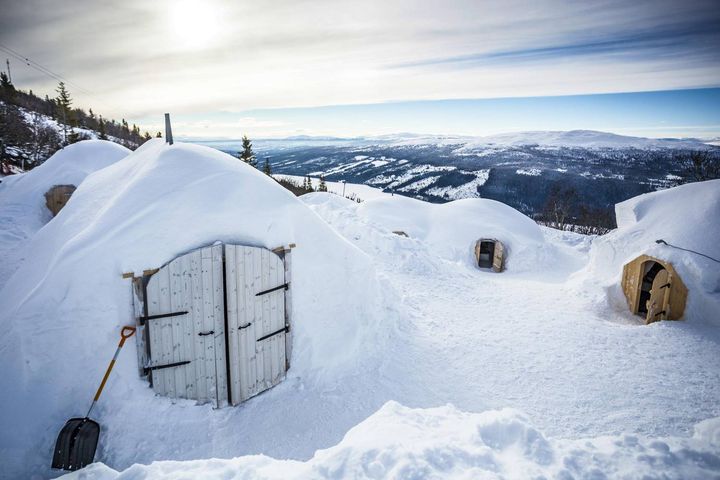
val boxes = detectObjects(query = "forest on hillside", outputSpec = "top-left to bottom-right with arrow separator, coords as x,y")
0,73 -> 156,172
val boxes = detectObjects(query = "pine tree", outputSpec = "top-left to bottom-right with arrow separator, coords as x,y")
98,117 -> 108,140
238,135 -> 256,167
0,72 -> 14,102
318,176 -> 327,192
156,131 -> 162,138
55,82 -> 73,145
302,176 -> 311,191
262,157 -> 272,175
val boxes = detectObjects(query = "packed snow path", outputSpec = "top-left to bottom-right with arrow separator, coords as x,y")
308,202 -> 720,441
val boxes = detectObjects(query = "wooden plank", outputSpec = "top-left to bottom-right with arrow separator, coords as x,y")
179,253 -> 196,400
284,249 -> 293,371
201,247 -> 217,405
211,244 -> 228,407
252,246 -> 264,394
169,257 -> 188,398
493,241 -> 504,273
225,245 -> 239,405
146,273 -> 165,396
239,246 -> 255,401
190,249 -> 209,403
158,265 -> 175,398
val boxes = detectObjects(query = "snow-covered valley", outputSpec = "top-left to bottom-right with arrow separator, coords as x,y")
0,140 -> 718,479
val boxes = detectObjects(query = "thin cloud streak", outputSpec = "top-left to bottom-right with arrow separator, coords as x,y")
1,0 -> 718,134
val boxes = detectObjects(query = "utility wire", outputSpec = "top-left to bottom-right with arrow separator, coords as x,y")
0,43 -> 122,115
655,239 -> 720,263
0,43 -> 93,95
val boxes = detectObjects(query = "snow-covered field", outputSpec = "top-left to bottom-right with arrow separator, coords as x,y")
0,140 -> 718,479
274,173 -> 389,200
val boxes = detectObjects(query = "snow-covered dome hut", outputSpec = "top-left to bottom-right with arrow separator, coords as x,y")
0,140 -> 130,217
0,139 -> 385,477
588,179 -> 720,325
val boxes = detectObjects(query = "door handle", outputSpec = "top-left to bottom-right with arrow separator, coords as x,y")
238,323 -> 252,330
198,330 -> 215,336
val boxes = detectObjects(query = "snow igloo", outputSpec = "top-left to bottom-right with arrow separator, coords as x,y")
587,179 -> 720,325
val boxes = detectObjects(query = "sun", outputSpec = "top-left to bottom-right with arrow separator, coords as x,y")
168,0 -> 221,50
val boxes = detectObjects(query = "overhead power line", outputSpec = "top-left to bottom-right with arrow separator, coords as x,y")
0,43 -> 92,95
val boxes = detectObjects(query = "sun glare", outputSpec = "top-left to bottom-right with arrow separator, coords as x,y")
168,0 -> 221,49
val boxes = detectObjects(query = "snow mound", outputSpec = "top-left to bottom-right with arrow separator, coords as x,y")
0,139 -> 384,478
67,401 -> 720,480
587,179 -> 720,324
0,139 -> 130,207
0,140 -> 130,289
352,194 -> 556,273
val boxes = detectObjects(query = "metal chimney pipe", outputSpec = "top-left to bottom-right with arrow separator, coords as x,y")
164,113 -> 173,145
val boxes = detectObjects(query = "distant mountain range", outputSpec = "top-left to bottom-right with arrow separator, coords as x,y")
200,130 -> 718,219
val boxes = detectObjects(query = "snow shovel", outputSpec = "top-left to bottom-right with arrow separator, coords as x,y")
51,325 -> 136,471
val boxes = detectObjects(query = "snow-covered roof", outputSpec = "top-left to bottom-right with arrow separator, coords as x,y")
0,140 -> 131,289
0,139 -> 130,211
587,179 -> 720,324
0,139 -> 384,477
304,192 -> 560,274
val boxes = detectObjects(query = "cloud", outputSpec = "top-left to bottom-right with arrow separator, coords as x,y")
2,0 -> 719,128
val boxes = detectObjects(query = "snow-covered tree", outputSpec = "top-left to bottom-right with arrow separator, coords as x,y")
318,175 -> 327,192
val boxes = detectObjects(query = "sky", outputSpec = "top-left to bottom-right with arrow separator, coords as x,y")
1,0 -> 719,138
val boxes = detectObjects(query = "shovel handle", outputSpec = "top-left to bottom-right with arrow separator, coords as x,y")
119,326 -> 136,346
91,326 -> 136,405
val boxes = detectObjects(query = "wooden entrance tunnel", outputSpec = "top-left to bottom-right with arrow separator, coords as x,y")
130,243 -> 293,408
45,185 -> 76,216
475,238 -> 505,272
621,255 -> 687,324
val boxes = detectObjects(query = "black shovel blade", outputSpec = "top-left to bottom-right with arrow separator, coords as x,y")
51,417 -> 100,471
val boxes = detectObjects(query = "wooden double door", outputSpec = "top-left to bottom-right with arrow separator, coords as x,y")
139,244 -> 290,407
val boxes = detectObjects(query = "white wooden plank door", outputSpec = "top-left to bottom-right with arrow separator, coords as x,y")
225,245 -> 288,405
144,244 -> 229,407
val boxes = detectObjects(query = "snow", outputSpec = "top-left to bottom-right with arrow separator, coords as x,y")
0,140 -> 130,289
273,173 -> 389,200
586,178 -> 720,325
426,169 -> 490,200
397,175 -> 440,192
0,142 -> 718,479
368,164 -> 457,190
516,167 -> 542,176
0,140 -> 385,478
64,401 -> 720,480
454,130 -> 712,150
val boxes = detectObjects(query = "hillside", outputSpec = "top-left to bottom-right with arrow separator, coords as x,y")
0,140 -> 717,479
0,75 -> 153,172
202,130 -> 720,225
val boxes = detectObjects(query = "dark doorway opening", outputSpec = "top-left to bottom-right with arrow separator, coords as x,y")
638,262 -> 665,315
477,241 -> 495,269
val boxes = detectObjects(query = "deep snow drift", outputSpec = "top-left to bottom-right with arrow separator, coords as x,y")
0,140 -> 130,288
0,140 -> 385,478
69,401 -> 720,480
